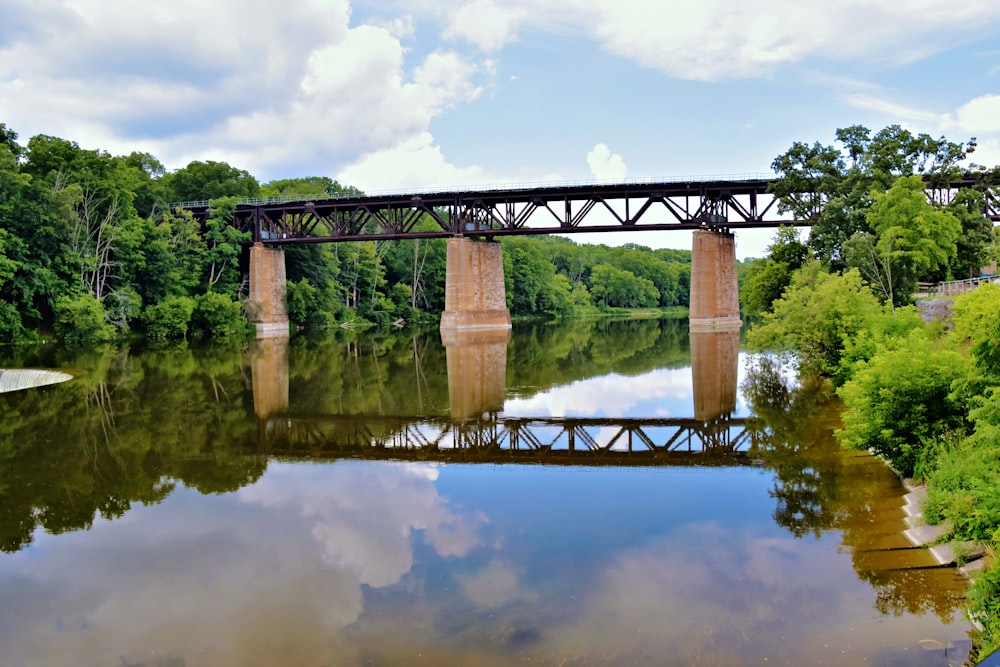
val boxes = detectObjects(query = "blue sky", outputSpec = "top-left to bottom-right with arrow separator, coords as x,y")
2,0 -> 999,257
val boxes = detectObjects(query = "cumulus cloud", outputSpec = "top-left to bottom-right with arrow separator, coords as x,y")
443,0 -> 527,52
0,0 -> 487,179
337,132 -> 488,191
949,93 -> 1000,134
586,143 -> 627,181
401,0 -> 1000,81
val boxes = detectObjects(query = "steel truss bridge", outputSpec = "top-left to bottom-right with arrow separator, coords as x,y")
255,413 -> 757,466
173,176 -> 1000,244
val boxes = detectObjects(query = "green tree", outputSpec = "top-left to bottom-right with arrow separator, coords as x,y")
860,175 -> 961,306
747,261 -> 883,381
52,293 -> 116,345
944,188 -> 996,280
204,197 -> 252,293
142,295 -> 196,339
161,160 -> 260,203
589,264 -> 659,308
740,226 -> 809,317
770,125 -> 975,269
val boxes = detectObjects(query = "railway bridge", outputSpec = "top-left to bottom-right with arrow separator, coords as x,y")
173,175 -> 999,338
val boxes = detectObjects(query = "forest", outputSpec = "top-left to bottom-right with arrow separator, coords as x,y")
0,122 -> 696,345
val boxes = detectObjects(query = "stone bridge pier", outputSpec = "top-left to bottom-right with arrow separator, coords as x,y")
439,237 -> 512,334
249,243 -> 290,338
689,229 -> 741,332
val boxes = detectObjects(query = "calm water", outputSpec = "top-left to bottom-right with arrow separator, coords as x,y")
0,319 -> 972,666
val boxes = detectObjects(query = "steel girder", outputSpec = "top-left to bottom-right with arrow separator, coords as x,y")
186,179 -> 785,244
174,176 -> 1000,245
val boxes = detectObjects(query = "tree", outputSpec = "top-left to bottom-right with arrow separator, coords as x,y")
203,197 -> 251,292
770,125 -> 975,269
739,226 -> 809,318
837,330 -> 970,478
862,175 -> 960,306
945,189 -> 996,280
161,160 -> 260,203
260,176 -> 362,198
588,264 -> 659,308
747,261 -> 884,382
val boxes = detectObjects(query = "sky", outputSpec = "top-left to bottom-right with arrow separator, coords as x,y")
2,0 -> 1000,257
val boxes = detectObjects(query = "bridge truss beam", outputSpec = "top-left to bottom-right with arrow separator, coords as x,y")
173,176 -> 1000,244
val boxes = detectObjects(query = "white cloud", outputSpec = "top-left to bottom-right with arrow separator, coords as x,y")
948,93 -> 1000,134
240,462 -> 484,585
456,559 -> 536,607
417,0 -> 1000,81
0,0 -> 487,180
586,143 -> 627,181
572,0 -> 1000,81
443,0 -> 527,52
338,132 -> 488,190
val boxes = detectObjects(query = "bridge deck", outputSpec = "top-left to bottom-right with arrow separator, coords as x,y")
172,176 -> 1000,243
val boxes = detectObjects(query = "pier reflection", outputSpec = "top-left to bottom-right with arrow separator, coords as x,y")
441,327 -> 509,420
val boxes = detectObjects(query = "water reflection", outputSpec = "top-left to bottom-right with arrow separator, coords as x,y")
0,321 -> 972,666
743,357 -> 969,622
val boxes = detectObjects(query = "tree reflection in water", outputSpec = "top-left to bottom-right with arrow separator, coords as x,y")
743,356 -> 967,621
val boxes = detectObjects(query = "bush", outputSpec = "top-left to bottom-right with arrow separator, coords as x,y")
836,330 -> 970,478
747,262 -> 884,382
191,291 -> 251,338
0,301 -> 27,343
286,279 -> 333,330
53,294 -> 117,345
142,296 -> 196,339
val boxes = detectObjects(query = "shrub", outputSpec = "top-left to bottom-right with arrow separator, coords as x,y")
142,296 -> 196,340
836,330 -> 970,478
191,291 -> 251,338
53,294 -> 117,345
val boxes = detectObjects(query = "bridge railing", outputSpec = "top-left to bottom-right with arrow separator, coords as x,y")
927,275 -> 1000,296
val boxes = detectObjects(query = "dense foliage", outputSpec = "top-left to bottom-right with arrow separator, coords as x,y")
748,124 -> 1000,656
0,123 -> 695,345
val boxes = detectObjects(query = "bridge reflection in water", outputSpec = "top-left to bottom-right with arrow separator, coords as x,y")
250,328 -> 751,466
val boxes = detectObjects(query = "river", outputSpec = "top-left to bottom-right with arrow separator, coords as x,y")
0,318 -> 973,666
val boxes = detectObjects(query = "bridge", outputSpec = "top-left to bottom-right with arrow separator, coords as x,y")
173,176 -> 1000,338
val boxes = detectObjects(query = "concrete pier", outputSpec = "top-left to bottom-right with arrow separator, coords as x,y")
440,237 -> 512,333
689,229 -> 741,332
248,242 -> 290,338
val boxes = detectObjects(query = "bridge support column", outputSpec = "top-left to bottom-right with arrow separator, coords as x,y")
440,237 -> 512,333
249,242 -> 290,338
442,328 -> 510,420
689,229 -> 742,332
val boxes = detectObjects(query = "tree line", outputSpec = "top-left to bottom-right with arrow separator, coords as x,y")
0,122 -> 697,345
744,124 -> 1000,658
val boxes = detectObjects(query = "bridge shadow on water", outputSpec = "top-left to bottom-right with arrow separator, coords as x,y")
249,328 -> 752,467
